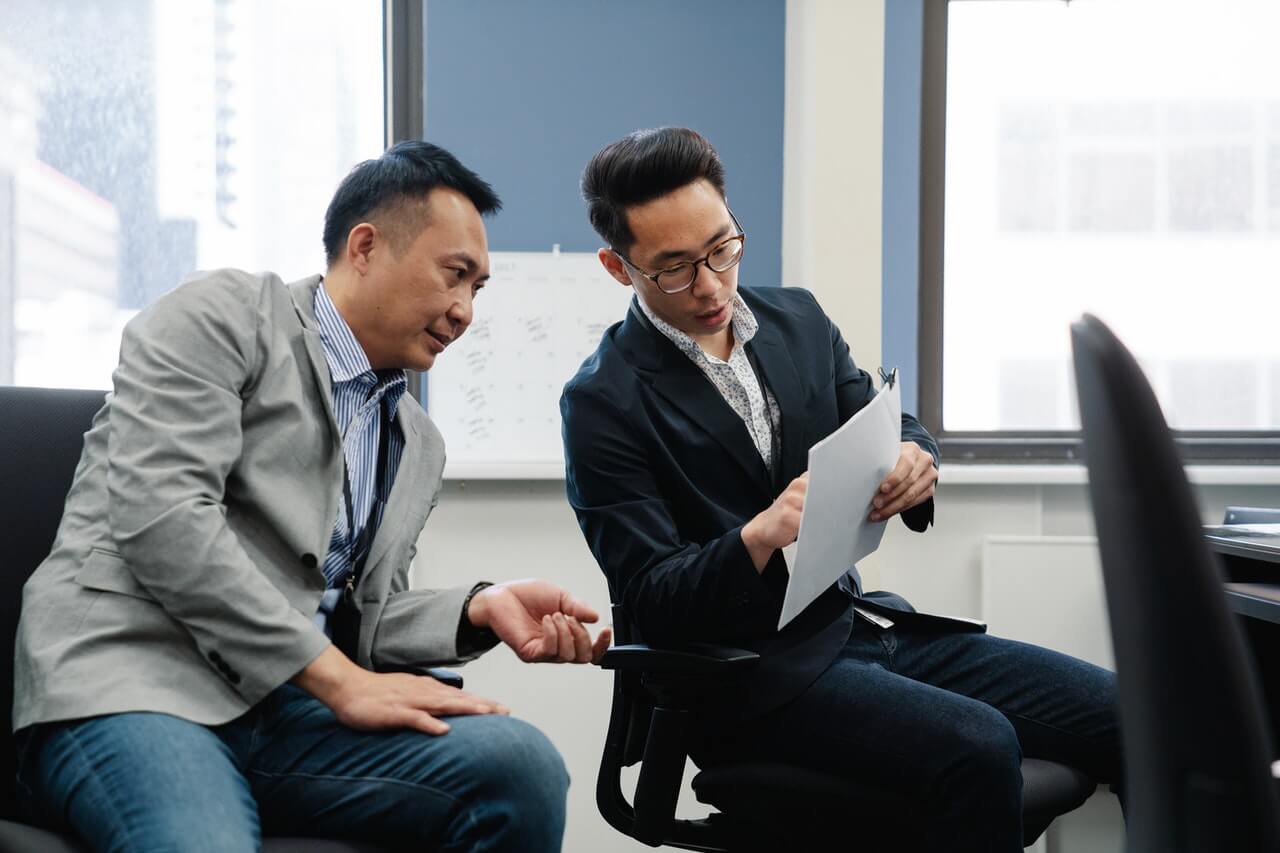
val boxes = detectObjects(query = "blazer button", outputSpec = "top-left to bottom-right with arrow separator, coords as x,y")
208,651 -> 224,664
227,670 -> 241,685
301,553 -> 318,569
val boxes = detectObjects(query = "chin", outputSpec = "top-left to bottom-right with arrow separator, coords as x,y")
405,349 -> 436,371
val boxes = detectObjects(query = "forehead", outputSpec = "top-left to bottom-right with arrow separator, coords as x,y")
625,179 -> 729,258
421,187 -> 487,246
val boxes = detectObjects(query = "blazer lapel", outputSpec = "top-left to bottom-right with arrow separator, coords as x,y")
617,301 -> 772,494
288,276 -> 342,449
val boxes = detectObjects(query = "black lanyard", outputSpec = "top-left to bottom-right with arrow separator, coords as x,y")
339,404 -> 392,599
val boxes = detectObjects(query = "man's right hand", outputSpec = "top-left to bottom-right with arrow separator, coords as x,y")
741,472 -> 808,572
293,645 -> 508,736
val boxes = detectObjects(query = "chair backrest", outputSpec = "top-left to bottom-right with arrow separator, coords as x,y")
1071,315 -> 1280,852
0,386 -> 106,817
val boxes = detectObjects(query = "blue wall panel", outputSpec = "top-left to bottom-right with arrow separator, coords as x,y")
424,0 -> 785,288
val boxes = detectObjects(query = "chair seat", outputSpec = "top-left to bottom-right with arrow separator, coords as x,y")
691,757 -> 1095,848
1019,757 -> 1096,839
0,820 -> 396,853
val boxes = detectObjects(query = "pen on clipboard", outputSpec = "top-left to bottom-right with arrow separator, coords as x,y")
877,366 -> 898,389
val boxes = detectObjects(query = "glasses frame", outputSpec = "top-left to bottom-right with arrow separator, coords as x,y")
614,209 -> 746,294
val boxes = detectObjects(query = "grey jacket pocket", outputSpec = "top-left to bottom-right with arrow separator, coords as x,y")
75,549 -> 157,602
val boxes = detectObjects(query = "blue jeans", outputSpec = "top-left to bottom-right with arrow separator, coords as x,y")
694,615 -> 1122,853
16,684 -> 568,853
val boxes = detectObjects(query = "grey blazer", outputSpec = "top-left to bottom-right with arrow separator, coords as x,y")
13,270 -> 477,732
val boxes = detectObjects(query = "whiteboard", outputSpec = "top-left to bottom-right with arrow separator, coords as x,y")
427,251 -> 634,478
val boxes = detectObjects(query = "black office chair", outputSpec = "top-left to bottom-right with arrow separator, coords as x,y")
597,604 -> 1097,851
1071,314 -> 1280,853
0,386 -> 398,853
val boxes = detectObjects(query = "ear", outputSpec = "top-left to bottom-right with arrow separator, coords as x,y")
346,223 -> 379,274
597,248 -> 633,288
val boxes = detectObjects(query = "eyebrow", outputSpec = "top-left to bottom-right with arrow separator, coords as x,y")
648,223 -> 734,267
441,251 -> 490,282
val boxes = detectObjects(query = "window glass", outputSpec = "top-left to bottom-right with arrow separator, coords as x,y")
0,1 -> 383,388
944,0 -> 1280,431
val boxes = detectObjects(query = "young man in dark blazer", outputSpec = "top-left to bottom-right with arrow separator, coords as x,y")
561,127 -> 1122,852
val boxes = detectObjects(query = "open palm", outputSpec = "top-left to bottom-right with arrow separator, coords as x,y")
470,579 -> 612,663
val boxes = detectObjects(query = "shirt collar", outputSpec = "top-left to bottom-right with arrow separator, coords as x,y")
314,282 -> 407,419
635,291 -> 758,364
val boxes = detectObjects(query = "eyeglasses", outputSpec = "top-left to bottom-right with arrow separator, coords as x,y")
614,209 -> 746,294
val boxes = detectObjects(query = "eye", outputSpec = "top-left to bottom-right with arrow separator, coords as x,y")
452,267 -> 468,280
472,282 -> 485,296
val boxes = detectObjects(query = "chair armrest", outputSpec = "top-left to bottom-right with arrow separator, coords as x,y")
373,665 -> 464,688
600,643 -> 760,675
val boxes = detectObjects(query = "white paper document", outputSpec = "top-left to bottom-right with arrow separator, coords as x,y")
778,371 -> 902,629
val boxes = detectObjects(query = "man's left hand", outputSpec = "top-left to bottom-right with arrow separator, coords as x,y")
466,580 -> 612,664
870,442 -> 938,522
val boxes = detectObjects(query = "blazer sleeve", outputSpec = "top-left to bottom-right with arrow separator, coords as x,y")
562,386 -> 783,647
106,275 -> 329,704
825,297 -> 939,533
369,468 -> 495,669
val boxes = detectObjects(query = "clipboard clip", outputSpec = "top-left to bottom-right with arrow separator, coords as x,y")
877,366 -> 899,389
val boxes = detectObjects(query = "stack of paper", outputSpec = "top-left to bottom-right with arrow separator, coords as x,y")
778,372 -> 902,629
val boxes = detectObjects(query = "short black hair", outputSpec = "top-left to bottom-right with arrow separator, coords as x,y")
323,140 -> 501,266
581,127 -> 726,254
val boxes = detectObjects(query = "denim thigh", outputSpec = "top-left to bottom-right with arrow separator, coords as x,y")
888,625 -> 1122,783
17,712 -> 259,853
245,685 -> 569,853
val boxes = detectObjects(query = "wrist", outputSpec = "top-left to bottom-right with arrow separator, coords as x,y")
464,582 -> 495,629
740,519 -> 773,573
293,644 -> 361,706
458,582 -> 501,657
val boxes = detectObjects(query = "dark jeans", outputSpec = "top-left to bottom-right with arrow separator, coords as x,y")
16,684 -> 569,853
695,615 -> 1122,853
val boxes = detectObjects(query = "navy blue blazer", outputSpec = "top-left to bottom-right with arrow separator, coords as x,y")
561,285 -> 978,718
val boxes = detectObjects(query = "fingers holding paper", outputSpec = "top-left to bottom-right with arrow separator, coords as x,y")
870,441 -> 938,522
741,472 -> 809,572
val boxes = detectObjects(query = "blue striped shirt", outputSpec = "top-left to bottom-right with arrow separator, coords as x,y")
312,283 -> 408,632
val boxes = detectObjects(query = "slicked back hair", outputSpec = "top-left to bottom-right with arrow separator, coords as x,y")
581,127 -> 726,254
323,140 -> 501,266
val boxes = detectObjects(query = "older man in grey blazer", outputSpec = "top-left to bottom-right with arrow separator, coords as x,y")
12,141 -> 608,853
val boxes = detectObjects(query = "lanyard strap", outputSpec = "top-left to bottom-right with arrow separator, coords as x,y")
340,403 -> 392,591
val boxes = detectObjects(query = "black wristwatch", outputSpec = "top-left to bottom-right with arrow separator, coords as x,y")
456,582 -> 500,655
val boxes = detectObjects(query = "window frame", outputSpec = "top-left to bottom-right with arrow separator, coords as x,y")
384,0 -> 431,402
917,0 -> 1280,464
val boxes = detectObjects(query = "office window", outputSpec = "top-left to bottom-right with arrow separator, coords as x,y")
0,1 -> 383,389
932,0 -> 1280,445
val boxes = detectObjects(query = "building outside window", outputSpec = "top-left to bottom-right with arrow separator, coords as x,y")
0,0 -> 383,389
934,0 -> 1280,449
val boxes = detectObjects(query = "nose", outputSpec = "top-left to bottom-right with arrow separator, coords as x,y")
448,290 -> 473,332
690,260 -> 723,298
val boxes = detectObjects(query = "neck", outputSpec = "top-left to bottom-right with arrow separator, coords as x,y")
695,326 -> 735,362
322,268 -> 383,368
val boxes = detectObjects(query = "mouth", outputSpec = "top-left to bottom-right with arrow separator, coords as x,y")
426,329 -> 453,353
695,303 -> 729,326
